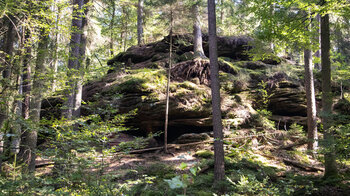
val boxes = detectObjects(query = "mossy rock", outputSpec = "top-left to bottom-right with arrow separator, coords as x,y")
175,133 -> 210,144
140,163 -> 175,178
218,58 -> 240,75
220,72 -> 248,93
334,98 -> 350,115
177,51 -> 195,62
195,150 -> 214,158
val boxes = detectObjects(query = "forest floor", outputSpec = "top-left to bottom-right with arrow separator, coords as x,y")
34,128 -> 350,195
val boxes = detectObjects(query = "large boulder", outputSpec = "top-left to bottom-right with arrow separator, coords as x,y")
107,34 -> 254,71
80,61 -> 254,140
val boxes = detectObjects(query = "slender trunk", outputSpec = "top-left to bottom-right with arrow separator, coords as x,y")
109,0 -> 115,56
20,29 -> 49,172
208,0 -> 225,181
62,0 -> 84,119
72,0 -> 89,118
0,16 -> 16,168
18,30 -> 33,171
164,8 -> 173,153
192,3 -> 206,58
314,14 -> 321,70
11,75 -> 22,155
22,31 -> 31,120
51,1 -> 60,92
304,48 -> 318,151
304,11 -> 318,152
137,0 -> 144,45
1,15 -> 16,78
320,12 -> 337,178
219,0 -> 224,24
122,6 -> 127,52
0,15 -> 16,128
270,3 -> 275,51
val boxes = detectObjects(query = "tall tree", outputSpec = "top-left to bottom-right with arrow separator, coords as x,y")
109,0 -> 116,56
19,29 -> 49,172
62,0 -> 88,119
192,1 -> 205,58
303,11 -> 318,152
73,0 -> 89,117
164,11 -> 173,153
137,0 -> 144,45
208,0 -> 225,181
0,15 -> 17,169
320,10 -> 338,178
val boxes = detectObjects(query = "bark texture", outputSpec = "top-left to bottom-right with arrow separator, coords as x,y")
73,2 -> 89,118
320,13 -> 338,178
192,3 -> 206,58
304,12 -> 318,151
304,48 -> 318,151
20,29 -> 49,172
62,0 -> 86,119
109,0 -> 116,56
208,0 -> 225,181
164,9 -> 173,153
0,16 -> 17,168
137,0 -> 144,46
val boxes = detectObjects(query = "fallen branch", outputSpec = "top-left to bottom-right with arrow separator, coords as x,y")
115,132 -> 285,155
282,159 -> 323,172
259,153 -> 324,172
280,140 -> 307,150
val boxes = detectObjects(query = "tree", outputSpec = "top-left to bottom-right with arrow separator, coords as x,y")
303,11 -> 318,152
62,0 -> 89,119
208,0 -> 225,181
137,0 -> 144,45
320,9 -> 338,178
192,0 -> 205,58
164,7 -> 173,153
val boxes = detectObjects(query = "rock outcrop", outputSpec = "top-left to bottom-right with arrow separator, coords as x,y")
42,34 -> 312,141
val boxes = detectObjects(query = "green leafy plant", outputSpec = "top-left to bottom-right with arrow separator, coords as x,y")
164,162 -> 199,196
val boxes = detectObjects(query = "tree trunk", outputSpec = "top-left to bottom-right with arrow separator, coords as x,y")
314,14 -> 321,70
304,11 -> 318,152
0,15 -> 16,169
51,0 -> 60,92
109,0 -> 115,56
137,0 -> 144,46
208,0 -> 225,181
20,29 -> 49,172
164,8 -> 173,153
304,48 -> 318,151
62,0 -> 84,119
72,0 -> 89,118
18,30 -> 34,171
320,12 -> 338,178
192,2 -> 206,58
22,31 -> 31,120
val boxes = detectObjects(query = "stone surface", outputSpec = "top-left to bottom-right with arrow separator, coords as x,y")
41,34 -> 320,143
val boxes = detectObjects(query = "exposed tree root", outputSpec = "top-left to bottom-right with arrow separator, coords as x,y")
171,58 -> 211,85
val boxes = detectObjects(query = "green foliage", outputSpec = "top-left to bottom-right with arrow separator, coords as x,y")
141,163 -> 176,178
334,124 -> 350,163
288,123 -> 305,136
195,150 -> 214,158
164,162 -> 199,195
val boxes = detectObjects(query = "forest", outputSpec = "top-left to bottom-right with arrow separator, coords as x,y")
0,0 -> 350,195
